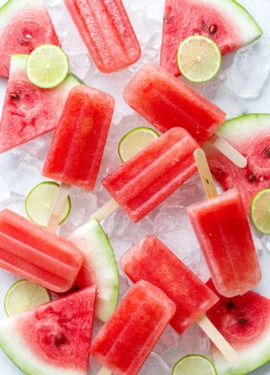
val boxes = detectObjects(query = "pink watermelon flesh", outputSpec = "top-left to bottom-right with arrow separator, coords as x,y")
0,0 -> 60,78
161,0 -> 262,76
0,55 -> 81,154
206,279 -> 270,374
204,114 -> 270,214
0,286 -> 96,375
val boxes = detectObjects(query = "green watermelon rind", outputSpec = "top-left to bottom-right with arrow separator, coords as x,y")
212,326 -> 270,375
215,113 -> 270,141
205,0 -> 263,44
67,219 -> 119,322
0,319 -> 84,375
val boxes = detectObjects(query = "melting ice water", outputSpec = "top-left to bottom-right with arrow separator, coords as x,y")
0,0 -> 270,374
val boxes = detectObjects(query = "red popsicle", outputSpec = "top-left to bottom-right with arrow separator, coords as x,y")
64,0 -> 141,72
91,280 -> 176,375
0,209 -> 83,293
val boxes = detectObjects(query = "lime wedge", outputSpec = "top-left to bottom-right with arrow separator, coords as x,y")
177,35 -> 222,83
250,188 -> 270,234
4,279 -> 50,317
26,44 -> 69,88
118,127 -> 159,162
25,181 -> 71,227
172,354 -> 217,375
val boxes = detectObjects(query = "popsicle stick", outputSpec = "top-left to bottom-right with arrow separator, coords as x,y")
90,198 -> 119,222
194,148 -> 238,362
194,149 -> 218,200
46,183 -> 71,232
197,315 -> 238,363
97,367 -> 111,375
209,134 -> 247,168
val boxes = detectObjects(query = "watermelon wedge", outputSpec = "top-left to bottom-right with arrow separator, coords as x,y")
204,114 -> 270,213
0,286 -> 96,375
66,219 -> 119,323
160,0 -> 263,76
206,279 -> 270,375
0,0 -> 60,78
0,54 -> 81,154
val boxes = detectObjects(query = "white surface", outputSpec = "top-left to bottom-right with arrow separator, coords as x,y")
0,0 -> 270,375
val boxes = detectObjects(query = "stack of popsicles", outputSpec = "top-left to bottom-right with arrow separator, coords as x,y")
0,1 -> 265,373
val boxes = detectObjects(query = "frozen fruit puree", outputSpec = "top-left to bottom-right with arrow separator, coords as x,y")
64,0 -> 141,72
124,63 -> 226,145
91,280 -> 176,375
188,188 -> 261,297
121,235 -> 219,334
102,127 -> 200,222
0,209 -> 83,293
42,85 -> 114,190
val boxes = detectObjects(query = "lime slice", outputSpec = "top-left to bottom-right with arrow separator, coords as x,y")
4,279 -> 51,316
25,181 -> 71,227
26,44 -> 69,88
177,35 -> 222,83
172,354 -> 217,375
250,188 -> 270,234
118,127 -> 159,162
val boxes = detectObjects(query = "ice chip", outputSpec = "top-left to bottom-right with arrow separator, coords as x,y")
228,35 -> 270,99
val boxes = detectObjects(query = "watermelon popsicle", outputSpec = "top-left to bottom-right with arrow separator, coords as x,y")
188,149 -> 261,297
91,280 -> 176,375
92,127 -> 200,223
0,209 -> 83,293
64,0 -> 141,73
42,85 -> 114,232
124,63 -> 247,168
121,235 -> 238,363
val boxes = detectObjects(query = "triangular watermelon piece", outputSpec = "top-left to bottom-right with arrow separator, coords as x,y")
0,54 -> 81,154
160,0 -> 263,76
0,0 -> 60,78
0,286 -> 96,375
204,114 -> 270,214
206,279 -> 270,375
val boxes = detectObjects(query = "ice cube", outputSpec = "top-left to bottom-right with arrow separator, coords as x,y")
140,353 -> 170,375
227,35 -> 270,99
9,164 -> 43,197
199,79 -> 247,119
153,206 -> 200,260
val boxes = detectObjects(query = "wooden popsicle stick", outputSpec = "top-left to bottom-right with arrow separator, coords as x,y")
194,148 -> 238,362
197,315 -> 238,363
97,367 -> 112,375
209,134 -> 247,168
46,183 -> 71,232
90,198 -> 119,222
193,149 -> 218,200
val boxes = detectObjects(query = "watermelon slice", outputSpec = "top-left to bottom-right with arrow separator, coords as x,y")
160,0 -> 263,76
66,219 -> 119,323
0,54 -> 81,154
204,114 -> 270,214
206,279 -> 270,374
0,286 -> 96,375
0,0 -> 60,78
